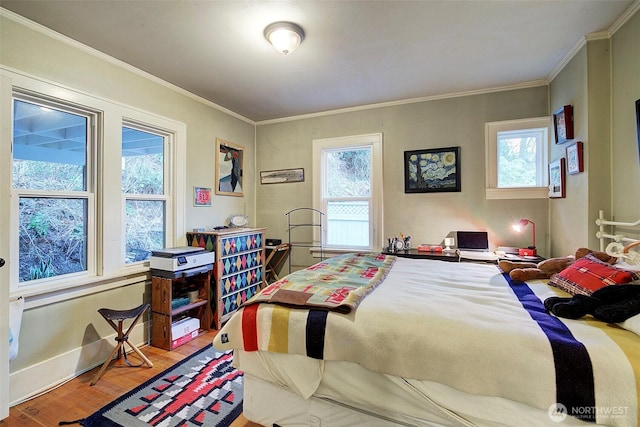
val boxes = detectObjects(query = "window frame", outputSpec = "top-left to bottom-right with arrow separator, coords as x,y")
121,119 -> 172,265
485,117 -> 550,200
11,91 -> 99,290
4,69 -> 186,306
312,133 -> 383,254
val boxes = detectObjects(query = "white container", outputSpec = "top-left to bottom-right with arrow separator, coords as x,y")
187,290 -> 199,303
171,317 -> 200,339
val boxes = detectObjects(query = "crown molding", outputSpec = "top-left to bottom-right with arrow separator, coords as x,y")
256,79 -> 549,125
609,0 -> 640,35
548,0 -> 639,83
0,8 -> 255,125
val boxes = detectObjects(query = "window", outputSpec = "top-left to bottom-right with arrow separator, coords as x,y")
485,117 -> 549,199
6,72 -> 185,300
313,133 -> 383,252
122,123 -> 167,264
12,94 -> 96,283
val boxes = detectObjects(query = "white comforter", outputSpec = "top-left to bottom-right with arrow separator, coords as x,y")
214,256 -> 640,426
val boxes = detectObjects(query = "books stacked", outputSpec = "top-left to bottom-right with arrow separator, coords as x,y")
417,244 -> 443,252
171,297 -> 190,310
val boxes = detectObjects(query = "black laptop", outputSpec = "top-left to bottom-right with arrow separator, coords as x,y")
456,231 -> 490,252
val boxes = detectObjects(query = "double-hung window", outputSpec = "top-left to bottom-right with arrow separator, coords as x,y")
313,133 -> 383,252
12,93 -> 97,284
485,117 -> 550,199
122,123 -> 168,264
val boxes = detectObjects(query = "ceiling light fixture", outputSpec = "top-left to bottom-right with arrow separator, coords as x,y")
264,21 -> 305,56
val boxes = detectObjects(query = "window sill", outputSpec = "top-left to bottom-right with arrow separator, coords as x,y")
11,265 -> 150,310
486,187 -> 549,200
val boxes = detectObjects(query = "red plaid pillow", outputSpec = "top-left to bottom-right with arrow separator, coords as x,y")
548,253 -> 640,295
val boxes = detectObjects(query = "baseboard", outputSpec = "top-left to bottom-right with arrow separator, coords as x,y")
9,322 -> 149,406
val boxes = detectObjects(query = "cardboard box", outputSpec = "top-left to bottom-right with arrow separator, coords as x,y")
171,317 -> 200,339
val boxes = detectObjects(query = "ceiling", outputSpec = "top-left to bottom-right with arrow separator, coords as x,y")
1,0 -> 636,122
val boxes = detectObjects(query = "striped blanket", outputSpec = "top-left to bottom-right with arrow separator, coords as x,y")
214,256 -> 640,426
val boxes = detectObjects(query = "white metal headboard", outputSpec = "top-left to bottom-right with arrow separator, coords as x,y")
596,210 -> 640,263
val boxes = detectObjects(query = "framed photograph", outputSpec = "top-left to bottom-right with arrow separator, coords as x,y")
404,146 -> 460,193
215,138 -> 244,197
548,158 -> 566,198
193,187 -> 211,206
553,105 -> 574,144
636,98 -> 640,164
566,141 -> 584,174
260,168 -> 304,184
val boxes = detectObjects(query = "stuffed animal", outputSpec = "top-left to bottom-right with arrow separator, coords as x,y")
498,247 -> 616,282
544,284 -> 640,323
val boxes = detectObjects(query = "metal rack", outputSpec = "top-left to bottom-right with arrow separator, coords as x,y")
285,207 -> 324,272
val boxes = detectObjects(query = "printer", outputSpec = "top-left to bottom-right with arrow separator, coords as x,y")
150,246 -> 214,279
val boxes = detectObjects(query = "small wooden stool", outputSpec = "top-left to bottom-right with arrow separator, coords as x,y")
91,303 -> 154,386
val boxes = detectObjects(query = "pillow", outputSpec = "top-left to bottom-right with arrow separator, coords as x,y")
548,253 -> 640,296
619,313 -> 640,336
614,260 -> 640,273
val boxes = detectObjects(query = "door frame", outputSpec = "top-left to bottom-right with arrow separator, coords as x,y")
1,74 -> 12,419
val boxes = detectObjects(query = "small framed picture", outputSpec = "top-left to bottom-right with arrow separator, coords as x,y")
548,158 -> 566,198
260,168 -> 305,184
553,105 -> 574,144
193,187 -> 211,206
215,138 -> 244,197
566,141 -> 584,174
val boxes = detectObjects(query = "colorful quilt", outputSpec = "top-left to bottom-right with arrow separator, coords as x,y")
244,252 -> 395,313
215,256 -> 640,426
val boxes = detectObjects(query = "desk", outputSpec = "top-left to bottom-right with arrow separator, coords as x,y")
499,253 -> 546,263
382,249 -> 546,264
382,248 -> 459,261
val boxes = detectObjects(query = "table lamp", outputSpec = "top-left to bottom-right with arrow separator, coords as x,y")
512,218 -> 536,257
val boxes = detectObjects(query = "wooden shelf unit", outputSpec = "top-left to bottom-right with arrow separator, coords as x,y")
151,270 -> 213,350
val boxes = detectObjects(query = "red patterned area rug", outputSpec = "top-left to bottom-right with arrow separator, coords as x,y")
77,345 -> 243,427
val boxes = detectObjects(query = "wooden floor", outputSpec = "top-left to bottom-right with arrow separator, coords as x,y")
1,330 -> 262,427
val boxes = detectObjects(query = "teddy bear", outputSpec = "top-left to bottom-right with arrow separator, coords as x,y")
498,247 -> 616,282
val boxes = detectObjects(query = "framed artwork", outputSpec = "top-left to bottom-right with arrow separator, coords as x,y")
260,168 -> 304,184
215,138 -> 244,197
404,146 -> 460,193
636,98 -> 640,164
193,187 -> 211,206
548,158 -> 566,198
553,105 -> 574,144
566,141 -> 584,174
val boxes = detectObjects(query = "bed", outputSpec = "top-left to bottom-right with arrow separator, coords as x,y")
213,213 -> 640,427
